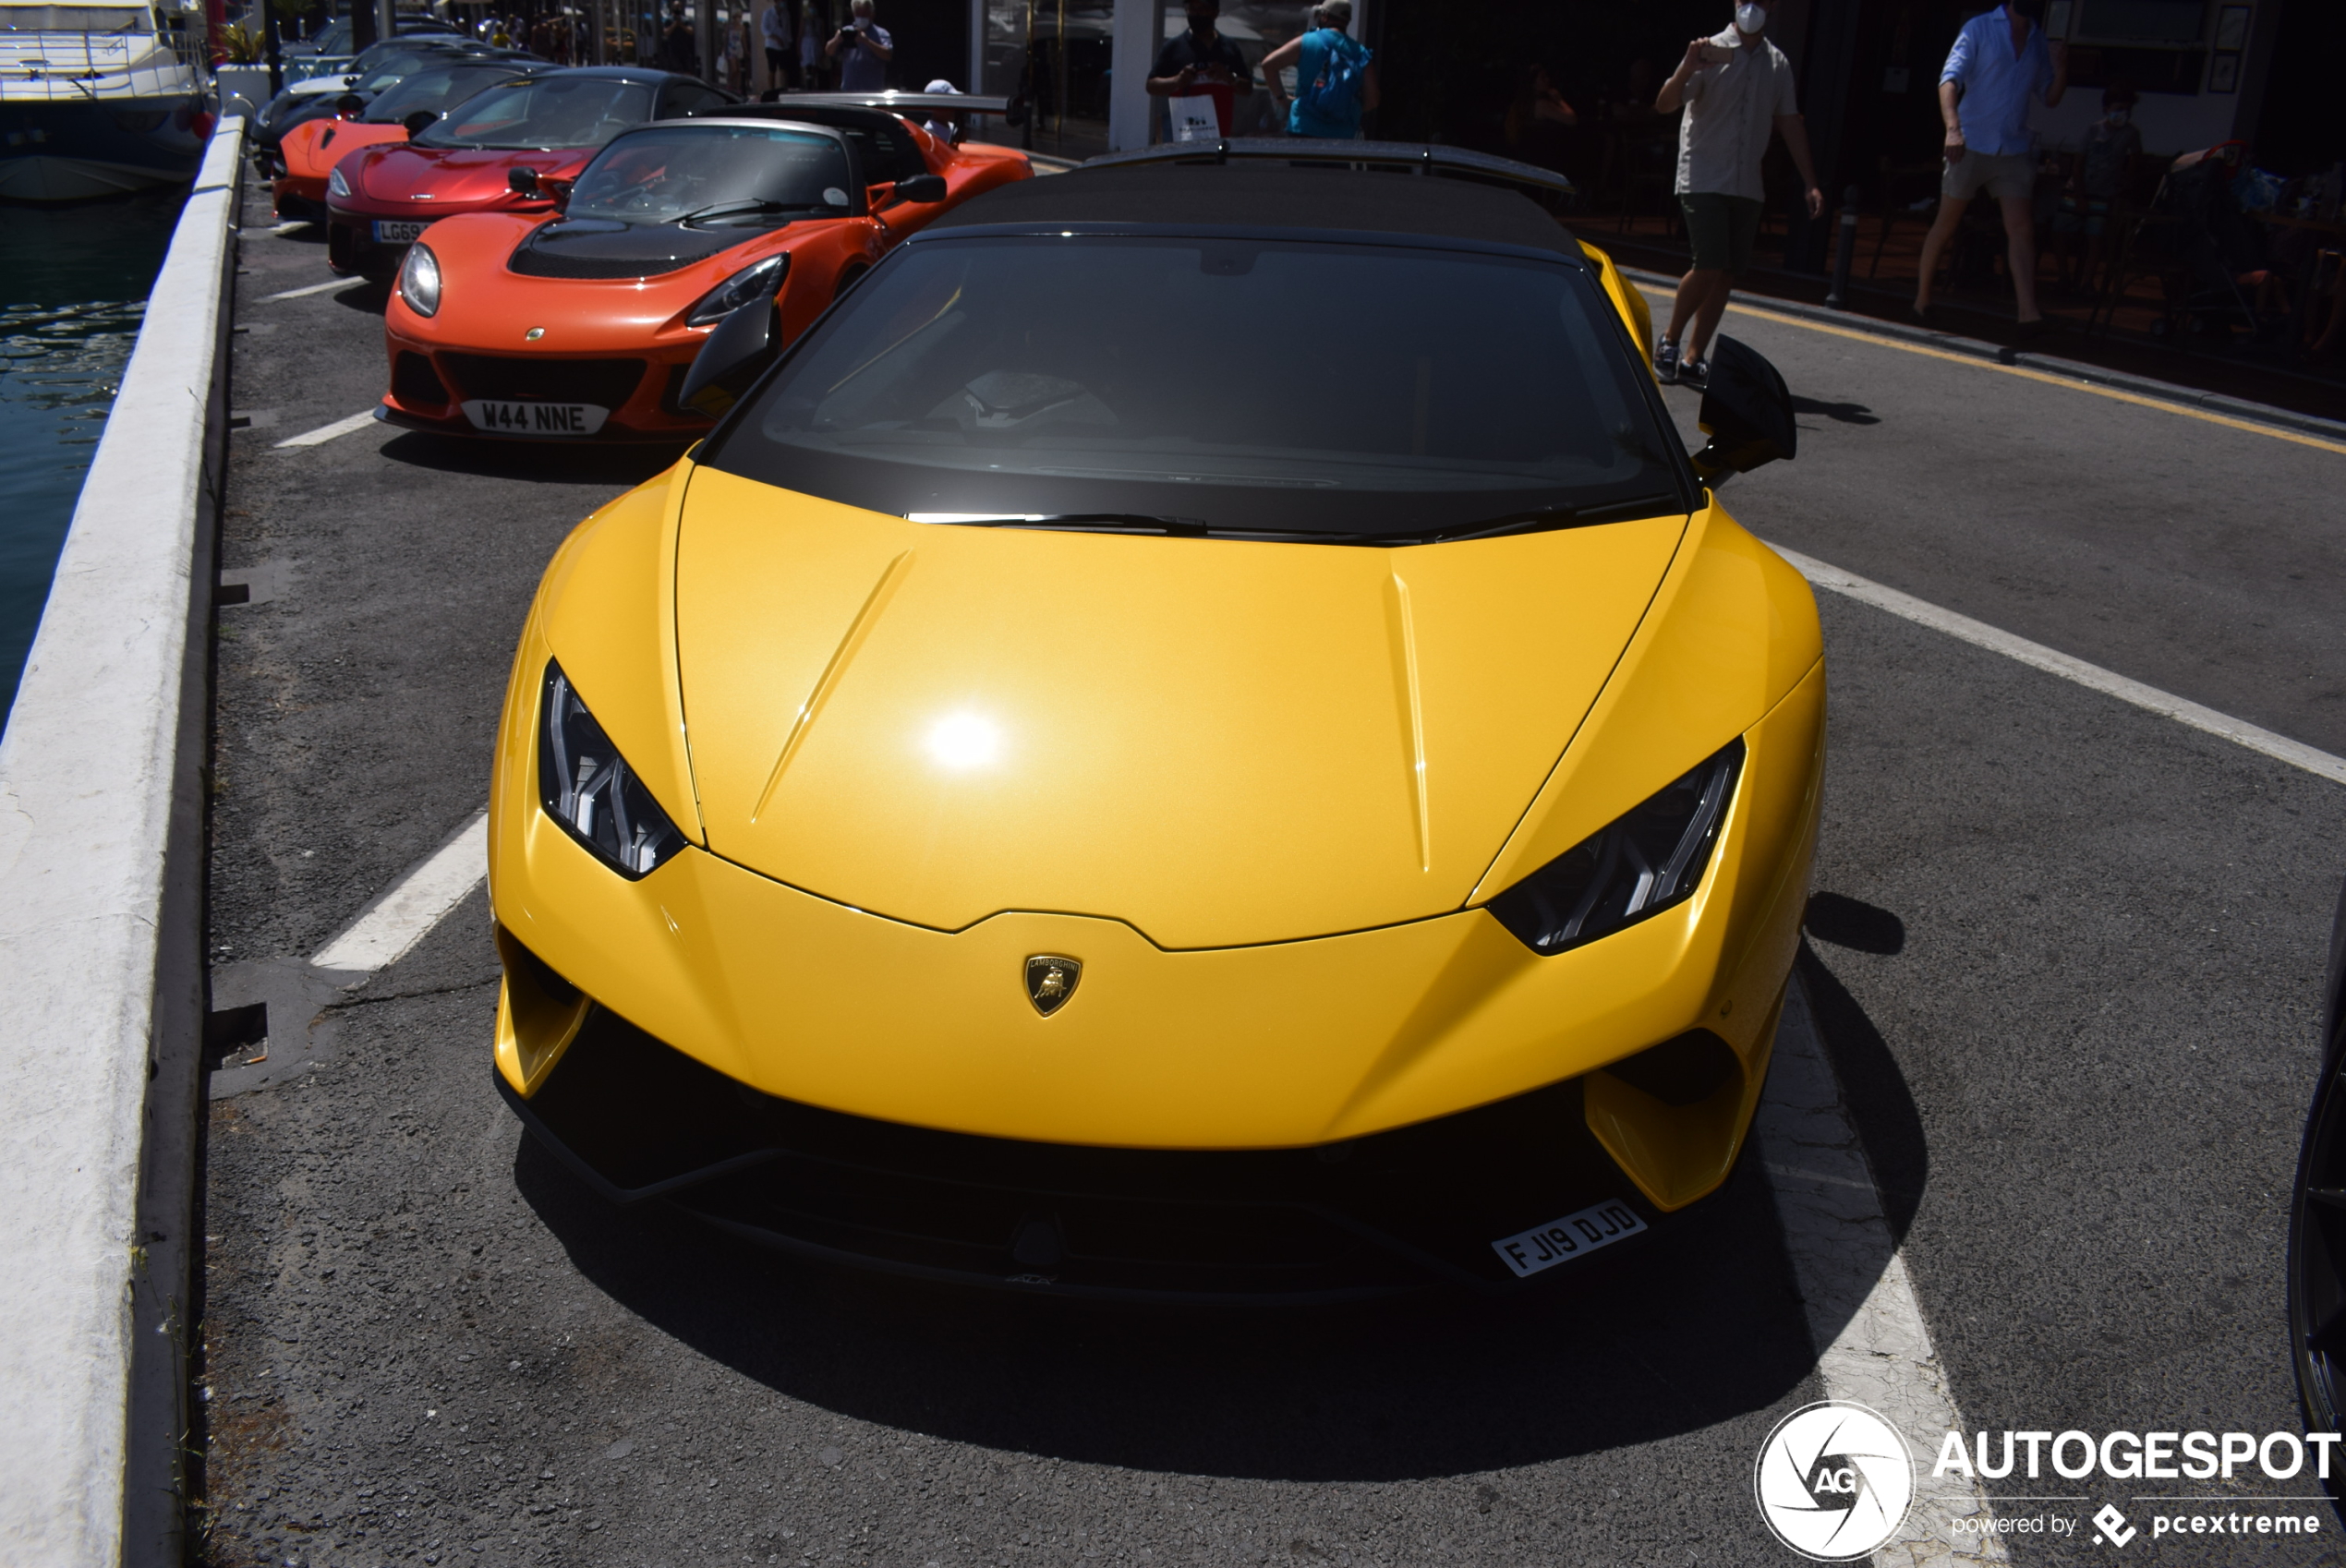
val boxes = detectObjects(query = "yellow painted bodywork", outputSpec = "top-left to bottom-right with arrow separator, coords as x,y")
488,428 -> 1825,1212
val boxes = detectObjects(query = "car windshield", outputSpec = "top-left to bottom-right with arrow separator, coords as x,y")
706,235 -> 1687,542
567,124 -> 853,225
350,49 -> 453,93
413,74 -> 650,151
0,4 -> 144,30
361,64 -> 524,125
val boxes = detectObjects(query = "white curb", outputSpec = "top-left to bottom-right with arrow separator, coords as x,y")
0,121 -> 243,1566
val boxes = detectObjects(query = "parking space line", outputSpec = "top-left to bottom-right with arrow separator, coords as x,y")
274,408 -> 381,449
258,276 -> 364,303
1759,979 -> 2005,1565
310,812 -> 488,975
1772,542 -> 2346,789
1723,302 -> 2346,458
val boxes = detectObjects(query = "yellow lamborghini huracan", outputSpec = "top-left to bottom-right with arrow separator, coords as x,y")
488,144 -> 1823,1301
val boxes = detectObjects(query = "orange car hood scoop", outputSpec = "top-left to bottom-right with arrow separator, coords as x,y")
509,218 -> 752,281
671,470 -> 1688,950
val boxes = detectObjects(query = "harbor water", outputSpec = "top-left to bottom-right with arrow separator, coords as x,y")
0,188 -> 184,719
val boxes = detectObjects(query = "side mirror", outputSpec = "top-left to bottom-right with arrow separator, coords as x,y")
892,173 -> 946,205
508,165 -> 542,198
678,295 -> 778,418
334,91 -> 364,115
1687,335 -> 1796,486
403,108 -> 439,135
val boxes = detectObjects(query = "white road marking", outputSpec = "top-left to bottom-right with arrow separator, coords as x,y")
1773,543 -> 2346,790
310,812 -> 488,974
1758,979 -> 2004,1566
258,276 -> 363,302
274,408 -> 381,449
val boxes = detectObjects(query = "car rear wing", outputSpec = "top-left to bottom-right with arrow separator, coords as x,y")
759,90 -> 1012,116
1083,139 -> 1575,206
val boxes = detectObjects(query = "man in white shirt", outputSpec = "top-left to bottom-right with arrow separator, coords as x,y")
1651,0 -> 1821,387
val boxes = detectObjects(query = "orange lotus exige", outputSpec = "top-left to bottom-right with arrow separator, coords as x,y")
377,107 -> 1031,443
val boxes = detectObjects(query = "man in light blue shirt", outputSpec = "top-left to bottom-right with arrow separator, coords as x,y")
1913,0 -> 2067,332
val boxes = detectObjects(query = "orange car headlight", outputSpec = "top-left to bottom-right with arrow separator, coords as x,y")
686,252 -> 787,328
397,241 -> 441,316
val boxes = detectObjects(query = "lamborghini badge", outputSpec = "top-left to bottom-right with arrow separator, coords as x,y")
1024,955 -> 1082,1017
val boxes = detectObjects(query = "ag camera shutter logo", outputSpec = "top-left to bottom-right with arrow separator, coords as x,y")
1753,1400 -> 1916,1561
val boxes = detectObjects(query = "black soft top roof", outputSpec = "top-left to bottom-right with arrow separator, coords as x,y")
923,163 -> 1587,261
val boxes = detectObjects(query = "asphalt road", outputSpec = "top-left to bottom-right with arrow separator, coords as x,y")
190,178 -> 2346,1568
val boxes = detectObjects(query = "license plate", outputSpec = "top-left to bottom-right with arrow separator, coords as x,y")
372,219 -> 429,243
1491,1199 -> 1646,1279
461,400 -> 609,437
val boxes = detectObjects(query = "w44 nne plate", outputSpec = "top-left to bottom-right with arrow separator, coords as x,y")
462,400 -> 609,437
1492,1200 -> 1646,1279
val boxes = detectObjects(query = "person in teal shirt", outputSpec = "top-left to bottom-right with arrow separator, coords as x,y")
1260,0 -> 1377,140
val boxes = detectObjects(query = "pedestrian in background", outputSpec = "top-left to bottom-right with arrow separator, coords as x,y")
797,0 -> 824,85
1258,0 -> 1373,141
762,0 -> 794,91
1913,0 -> 2068,332
921,78 -> 965,142
2053,82 -> 2139,291
1145,0 -> 1252,140
661,1 -> 695,74
1651,0 -> 1822,387
827,0 -> 890,91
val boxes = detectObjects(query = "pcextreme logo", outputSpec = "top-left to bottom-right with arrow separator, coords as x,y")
1753,1401 -> 1916,1562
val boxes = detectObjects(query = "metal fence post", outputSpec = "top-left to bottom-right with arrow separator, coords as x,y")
1825,183 -> 1861,308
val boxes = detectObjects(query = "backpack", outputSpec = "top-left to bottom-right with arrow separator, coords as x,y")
1300,29 -> 1368,122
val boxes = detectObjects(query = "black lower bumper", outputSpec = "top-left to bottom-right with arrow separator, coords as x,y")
500,1007 -> 1687,1304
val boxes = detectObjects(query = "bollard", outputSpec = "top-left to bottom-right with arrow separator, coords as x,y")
1825,184 -> 1861,308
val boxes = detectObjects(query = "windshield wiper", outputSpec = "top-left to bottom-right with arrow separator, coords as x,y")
1413,496 -> 1685,543
677,197 -> 799,226
907,513 -> 1211,536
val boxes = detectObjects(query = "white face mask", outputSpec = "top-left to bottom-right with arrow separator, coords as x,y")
1735,2 -> 1767,32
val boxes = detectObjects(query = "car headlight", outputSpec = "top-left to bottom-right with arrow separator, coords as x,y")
684,252 -> 787,328
327,163 -> 350,199
1485,740 -> 1745,956
397,241 -> 440,316
538,663 -> 685,879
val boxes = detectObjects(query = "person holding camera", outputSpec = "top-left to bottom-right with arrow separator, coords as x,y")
1146,0 -> 1252,139
826,0 -> 892,92
1651,0 -> 1821,388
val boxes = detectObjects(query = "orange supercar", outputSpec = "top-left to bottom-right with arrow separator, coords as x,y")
270,59 -> 538,225
378,102 -> 1031,443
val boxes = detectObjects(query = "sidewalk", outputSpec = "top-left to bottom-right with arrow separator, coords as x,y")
1593,212 -> 2346,428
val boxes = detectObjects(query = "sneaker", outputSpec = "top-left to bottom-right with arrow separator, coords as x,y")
1682,355 -> 1710,389
1654,339 -> 1682,385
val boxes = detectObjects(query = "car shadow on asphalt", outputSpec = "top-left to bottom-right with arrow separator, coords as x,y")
1796,900 -> 1928,1245
509,1136 -> 1820,1482
380,430 -> 684,488
1787,396 -> 1881,427
329,279 -> 392,316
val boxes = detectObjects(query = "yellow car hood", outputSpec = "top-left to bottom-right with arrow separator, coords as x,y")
674,467 -> 1688,949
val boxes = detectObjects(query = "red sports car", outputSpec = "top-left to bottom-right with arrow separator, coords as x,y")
325,66 -> 738,279
377,105 -> 1030,443
272,59 -> 537,225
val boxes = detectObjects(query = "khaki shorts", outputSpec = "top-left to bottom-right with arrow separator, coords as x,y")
1942,148 -> 2034,201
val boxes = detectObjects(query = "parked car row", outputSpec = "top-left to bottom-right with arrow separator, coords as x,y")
273,72 -> 1029,445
